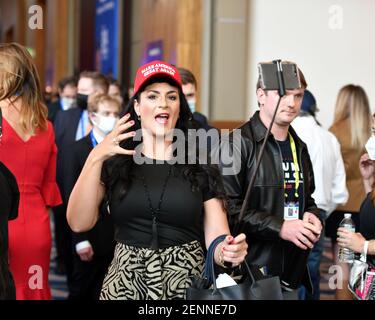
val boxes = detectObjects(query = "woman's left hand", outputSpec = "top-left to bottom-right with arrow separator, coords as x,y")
216,233 -> 248,267
337,227 -> 366,254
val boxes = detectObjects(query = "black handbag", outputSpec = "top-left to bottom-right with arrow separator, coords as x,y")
186,236 -> 283,300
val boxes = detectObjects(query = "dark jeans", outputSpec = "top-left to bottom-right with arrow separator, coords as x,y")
299,210 -> 327,300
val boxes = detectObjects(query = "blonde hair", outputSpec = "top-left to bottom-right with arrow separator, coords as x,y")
333,84 -> 371,149
0,43 -> 47,133
87,93 -> 122,114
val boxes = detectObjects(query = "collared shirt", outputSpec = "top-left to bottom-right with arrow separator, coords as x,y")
92,128 -> 105,145
75,110 -> 89,141
292,115 -> 348,215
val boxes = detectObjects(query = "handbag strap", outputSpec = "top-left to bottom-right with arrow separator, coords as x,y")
360,253 -> 367,263
360,241 -> 369,263
205,235 -> 226,283
205,235 -> 257,292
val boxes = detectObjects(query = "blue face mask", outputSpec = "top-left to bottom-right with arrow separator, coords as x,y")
188,101 -> 196,113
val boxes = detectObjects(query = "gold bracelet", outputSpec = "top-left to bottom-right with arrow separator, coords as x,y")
219,251 -> 226,268
219,247 -> 227,268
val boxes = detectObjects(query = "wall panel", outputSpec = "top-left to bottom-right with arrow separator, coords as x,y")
130,0 -> 203,110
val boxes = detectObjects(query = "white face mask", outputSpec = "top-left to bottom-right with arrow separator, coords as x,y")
188,101 -> 196,113
92,114 -> 118,135
60,97 -> 76,110
365,136 -> 375,160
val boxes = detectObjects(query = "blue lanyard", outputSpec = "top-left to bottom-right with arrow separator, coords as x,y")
90,131 -> 98,148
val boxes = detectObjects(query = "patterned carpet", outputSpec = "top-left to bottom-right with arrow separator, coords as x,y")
49,212 -> 68,300
49,241 -> 69,300
319,237 -> 335,300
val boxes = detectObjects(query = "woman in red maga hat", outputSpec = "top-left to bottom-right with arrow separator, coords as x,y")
67,60 -> 248,300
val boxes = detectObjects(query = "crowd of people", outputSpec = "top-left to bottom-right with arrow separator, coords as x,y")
0,42 -> 374,301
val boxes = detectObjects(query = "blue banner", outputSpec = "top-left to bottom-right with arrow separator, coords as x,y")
142,40 -> 164,64
95,0 -> 119,78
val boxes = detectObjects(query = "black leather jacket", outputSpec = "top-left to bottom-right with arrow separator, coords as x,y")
217,111 -> 320,290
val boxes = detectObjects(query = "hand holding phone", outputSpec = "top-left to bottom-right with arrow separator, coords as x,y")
258,62 -> 301,91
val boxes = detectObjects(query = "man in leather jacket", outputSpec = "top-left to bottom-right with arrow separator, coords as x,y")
216,64 -> 323,299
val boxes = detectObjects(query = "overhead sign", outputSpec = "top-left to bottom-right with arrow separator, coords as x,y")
142,40 -> 164,64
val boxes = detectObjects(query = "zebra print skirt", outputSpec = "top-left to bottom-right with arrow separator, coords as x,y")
100,240 -> 204,300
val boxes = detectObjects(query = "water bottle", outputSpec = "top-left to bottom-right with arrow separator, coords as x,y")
338,213 -> 355,263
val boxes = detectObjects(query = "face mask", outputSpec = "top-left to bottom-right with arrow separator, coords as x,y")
365,136 -> 375,160
188,101 -> 196,113
92,114 -> 118,135
60,97 -> 76,111
76,94 -> 88,110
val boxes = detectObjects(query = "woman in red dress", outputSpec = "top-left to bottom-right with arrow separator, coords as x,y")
0,43 -> 62,300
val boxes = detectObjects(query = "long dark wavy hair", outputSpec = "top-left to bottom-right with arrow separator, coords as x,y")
101,76 -> 227,209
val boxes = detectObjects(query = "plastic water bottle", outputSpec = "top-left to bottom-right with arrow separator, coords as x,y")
338,213 -> 355,263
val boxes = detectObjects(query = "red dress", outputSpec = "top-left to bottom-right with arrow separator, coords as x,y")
0,119 -> 62,300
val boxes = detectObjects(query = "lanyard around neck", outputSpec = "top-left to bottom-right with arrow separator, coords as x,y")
284,132 -> 300,199
141,166 -> 172,250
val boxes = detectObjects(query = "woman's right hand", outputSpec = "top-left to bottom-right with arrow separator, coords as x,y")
359,153 -> 375,179
337,227 -> 366,254
217,233 -> 248,267
359,153 -> 375,193
90,113 -> 136,162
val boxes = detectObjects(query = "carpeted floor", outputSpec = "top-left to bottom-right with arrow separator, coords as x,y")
319,237 -> 335,300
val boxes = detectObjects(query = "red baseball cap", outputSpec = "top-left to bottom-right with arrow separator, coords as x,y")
133,60 -> 182,95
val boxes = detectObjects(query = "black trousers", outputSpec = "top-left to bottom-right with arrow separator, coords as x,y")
52,204 -> 74,286
69,253 -> 113,300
